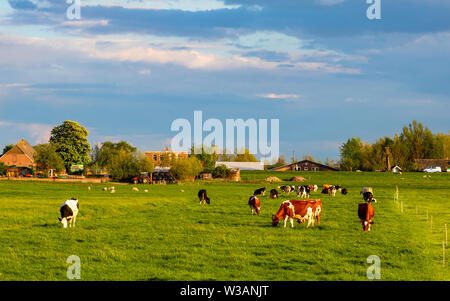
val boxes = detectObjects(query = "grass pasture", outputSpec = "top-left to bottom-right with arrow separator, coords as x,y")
0,171 -> 449,281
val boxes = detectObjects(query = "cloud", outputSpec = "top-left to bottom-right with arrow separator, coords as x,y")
0,120 -> 52,144
261,93 -> 301,100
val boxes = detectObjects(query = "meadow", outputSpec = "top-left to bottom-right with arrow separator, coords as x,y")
0,171 -> 449,281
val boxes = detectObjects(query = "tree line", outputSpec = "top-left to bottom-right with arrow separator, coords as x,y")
339,120 -> 449,171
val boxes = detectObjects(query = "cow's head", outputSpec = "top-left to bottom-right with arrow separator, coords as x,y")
58,217 -> 72,228
272,215 -> 280,227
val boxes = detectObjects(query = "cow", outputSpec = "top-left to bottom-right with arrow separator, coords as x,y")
290,185 -> 296,192
323,184 -> 333,190
270,189 -> 279,199
358,203 -> 375,232
272,199 -> 322,228
360,187 -> 373,195
341,188 -> 348,195
254,187 -> 266,196
363,191 -> 377,203
59,198 -> 79,229
330,186 -> 337,197
248,196 -> 261,215
321,187 -> 331,195
296,185 -> 311,198
278,186 -> 291,194
198,189 -> 210,205
313,185 -> 318,192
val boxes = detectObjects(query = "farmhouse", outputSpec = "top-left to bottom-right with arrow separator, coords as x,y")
269,160 -> 338,172
0,139 -> 36,176
145,147 -> 188,167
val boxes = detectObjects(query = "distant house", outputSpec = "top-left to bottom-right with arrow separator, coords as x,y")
0,139 -> 36,176
145,147 -> 188,167
269,160 -> 338,172
391,166 -> 403,173
215,161 -> 264,171
415,159 -> 449,171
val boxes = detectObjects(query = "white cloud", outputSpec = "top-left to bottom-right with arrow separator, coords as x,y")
0,120 -> 52,144
261,93 -> 301,100
81,0 -> 241,12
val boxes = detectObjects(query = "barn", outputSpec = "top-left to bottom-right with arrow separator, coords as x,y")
269,160 -> 338,172
0,139 -> 36,176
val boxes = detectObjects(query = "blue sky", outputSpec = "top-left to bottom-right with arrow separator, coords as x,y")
0,0 -> 449,162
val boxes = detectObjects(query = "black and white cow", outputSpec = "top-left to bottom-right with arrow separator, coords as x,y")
253,187 -> 266,196
278,186 -> 291,194
296,185 -> 311,198
198,189 -> 210,205
59,198 -> 79,228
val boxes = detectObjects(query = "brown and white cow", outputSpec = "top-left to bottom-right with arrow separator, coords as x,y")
358,203 -> 375,232
272,199 -> 322,228
248,195 -> 261,215
270,189 -> 279,199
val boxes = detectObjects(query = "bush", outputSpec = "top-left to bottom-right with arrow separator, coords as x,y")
212,164 -> 231,178
0,162 -> 8,176
171,157 -> 203,181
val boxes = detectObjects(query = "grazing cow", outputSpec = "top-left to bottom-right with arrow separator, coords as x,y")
254,187 -> 266,196
363,191 -> 377,203
278,186 -> 291,194
313,185 -> 318,192
59,198 -> 79,229
272,199 -> 322,228
132,187 -> 139,192
270,189 -> 279,199
290,185 -> 296,192
248,196 -> 261,215
102,187 -> 108,191
334,185 -> 342,192
341,188 -> 348,195
321,187 -> 331,195
358,203 -> 375,232
323,184 -> 333,190
360,187 -> 373,195
296,185 -> 311,198
330,186 -> 337,197
198,189 -> 210,205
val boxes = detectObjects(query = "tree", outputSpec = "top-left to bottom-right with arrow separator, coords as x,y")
339,137 -> 364,171
93,141 -> 154,180
233,148 -> 258,162
212,164 -> 231,178
50,121 -> 91,170
191,145 -> 219,171
34,144 -> 65,172
170,157 -> 203,181
0,162 -> 8,176
2,144 -> 14,156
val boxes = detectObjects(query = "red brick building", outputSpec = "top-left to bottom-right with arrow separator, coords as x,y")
145,147 -> 188,166
0,139 -> 36,176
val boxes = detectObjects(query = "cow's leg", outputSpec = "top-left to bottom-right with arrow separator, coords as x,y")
284,217 -> 288,228
290,218 -> 294,228
73,215 -> 76,227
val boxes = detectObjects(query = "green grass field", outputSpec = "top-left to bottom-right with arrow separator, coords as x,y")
0,171 -> 449,281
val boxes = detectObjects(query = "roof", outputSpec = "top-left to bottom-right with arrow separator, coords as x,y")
268,160 -> 339,171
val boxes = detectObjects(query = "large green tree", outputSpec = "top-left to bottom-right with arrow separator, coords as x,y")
339,137 -> 364,171
93,141 -> 154,180
50,121 -> 91,170
34,144 -> 65,172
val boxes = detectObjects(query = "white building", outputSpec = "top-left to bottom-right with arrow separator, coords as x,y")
215,161 -> 264,171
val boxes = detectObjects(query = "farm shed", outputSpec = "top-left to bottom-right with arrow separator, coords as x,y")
269,160 -> 338,172
0,139 -> 36,175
